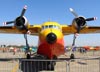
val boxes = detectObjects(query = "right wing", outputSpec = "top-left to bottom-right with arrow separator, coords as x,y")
62,25 -> 100,35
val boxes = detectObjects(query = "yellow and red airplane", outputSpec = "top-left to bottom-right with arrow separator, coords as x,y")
0,6 -> 100,60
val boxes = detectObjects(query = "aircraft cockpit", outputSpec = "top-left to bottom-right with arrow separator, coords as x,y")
42,25 -> 60,30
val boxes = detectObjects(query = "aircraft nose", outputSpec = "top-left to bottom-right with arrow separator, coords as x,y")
46,33 -> 57,44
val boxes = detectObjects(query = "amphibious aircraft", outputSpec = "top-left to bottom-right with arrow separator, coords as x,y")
0,5 -> 100,70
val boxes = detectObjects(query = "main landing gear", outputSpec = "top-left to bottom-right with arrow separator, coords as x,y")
70,53 -> 75,59
70,33 -> 79,60
26,53 -> 31,59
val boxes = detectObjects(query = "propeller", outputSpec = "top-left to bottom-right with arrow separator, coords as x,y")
85,17 -> 97,21
69,8 -> 78,18
69,8 -> 97,21
3,5 -> 27,25
3,21 -> 14,26
69,8 -> 97,33
20,5 -> 27,17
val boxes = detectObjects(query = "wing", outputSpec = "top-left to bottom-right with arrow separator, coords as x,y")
0,25 -> 41,36
28,25 -> 41,35
62,25 -> 100,35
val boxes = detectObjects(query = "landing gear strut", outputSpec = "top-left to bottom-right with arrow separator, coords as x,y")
47,61 -> 55,70
24,34 -> 31,59
70,33 -> 79,59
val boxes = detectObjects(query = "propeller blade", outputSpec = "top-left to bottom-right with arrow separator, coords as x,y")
69,8 -> 78,17
85,17 -> 97,21
3,21 -> 14,26
20,5 -> 27,17
6,21 -> 15,24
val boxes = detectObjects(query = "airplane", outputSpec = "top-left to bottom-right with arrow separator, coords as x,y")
82,46 -> 100,51
0,5 -> 100,70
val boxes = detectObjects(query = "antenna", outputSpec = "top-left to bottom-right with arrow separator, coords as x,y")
48,17 -> 51,22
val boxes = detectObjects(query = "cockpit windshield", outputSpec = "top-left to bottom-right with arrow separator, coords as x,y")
49,25 -> 53,28
42,25 -> 60,30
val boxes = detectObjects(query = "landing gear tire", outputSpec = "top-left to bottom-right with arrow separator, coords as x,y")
70,53 -> 75,61
26,53 -> 31,59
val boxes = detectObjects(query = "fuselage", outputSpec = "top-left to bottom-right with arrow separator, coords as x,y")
37,22 -> 65,59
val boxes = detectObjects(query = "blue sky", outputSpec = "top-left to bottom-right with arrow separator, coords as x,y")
0,0 -> 100,46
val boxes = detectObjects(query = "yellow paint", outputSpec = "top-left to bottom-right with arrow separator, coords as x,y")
1,21 -> 99,35
42,21 -> 61,27
41,28 -> 63,38
40,22 -> 63,41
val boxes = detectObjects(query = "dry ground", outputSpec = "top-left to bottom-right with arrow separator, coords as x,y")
0,51 -> 100,72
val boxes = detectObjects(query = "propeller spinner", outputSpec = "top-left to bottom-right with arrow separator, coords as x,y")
3,5 -> 27,25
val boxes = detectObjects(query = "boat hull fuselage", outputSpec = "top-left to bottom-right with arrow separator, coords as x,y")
37,28 -> 65,59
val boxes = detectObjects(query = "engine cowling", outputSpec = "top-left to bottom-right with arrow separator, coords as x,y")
72,16 -> 87,29
15,16 -> 28,30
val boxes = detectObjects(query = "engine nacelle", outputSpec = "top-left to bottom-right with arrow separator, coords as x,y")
15,16 -> 28,30
72,16 -> 87,29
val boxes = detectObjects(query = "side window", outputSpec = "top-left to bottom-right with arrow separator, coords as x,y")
42,26 -> 44,29
54,25 -> 60,29
57,26 -> 60,29
54,25 -> 56,28
42,25 -> 49,30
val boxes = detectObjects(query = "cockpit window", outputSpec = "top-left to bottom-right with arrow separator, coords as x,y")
42,26 -> 44,29
54,25 -> 56,28
54,25 -> 59,29
45,25 -> 48,28
49,25 -> 53,28
42,25 -> 60,30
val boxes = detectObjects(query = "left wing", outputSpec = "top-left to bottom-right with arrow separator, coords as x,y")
0,26 -> 25,34
0,25 -> 41,35
62,25 -> 100,35
28,25 -> 41,35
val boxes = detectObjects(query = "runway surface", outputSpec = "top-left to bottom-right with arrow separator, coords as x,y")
0,51 -> 100,72
0,52 -> 24,72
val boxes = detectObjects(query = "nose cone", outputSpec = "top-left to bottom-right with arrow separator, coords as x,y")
46,33 -> 57,44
